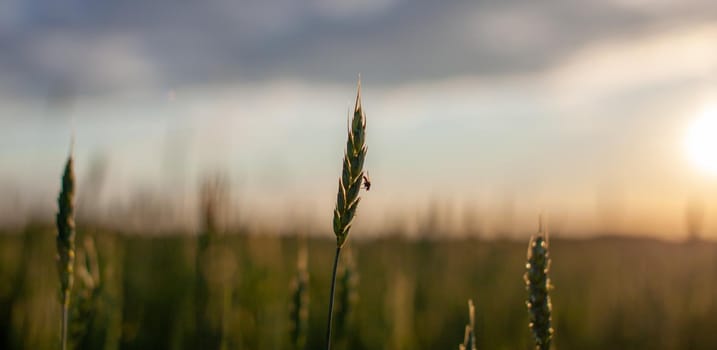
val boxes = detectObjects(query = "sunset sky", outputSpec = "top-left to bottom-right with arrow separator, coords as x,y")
1,0 -> 717,238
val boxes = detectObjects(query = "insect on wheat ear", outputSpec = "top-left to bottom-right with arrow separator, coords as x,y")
362,172 -> 371,191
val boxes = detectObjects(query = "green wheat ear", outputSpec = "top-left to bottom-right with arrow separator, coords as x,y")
524,218 -> 553,350
332,81 -> 367,248
56,154 -> 76,350
69,236 -> 102,349
326,80 -> 369,350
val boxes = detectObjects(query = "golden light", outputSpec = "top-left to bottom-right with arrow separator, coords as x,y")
685,104 -> 717,175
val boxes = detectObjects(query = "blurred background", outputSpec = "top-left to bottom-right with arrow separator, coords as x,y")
1,0 -> 717,349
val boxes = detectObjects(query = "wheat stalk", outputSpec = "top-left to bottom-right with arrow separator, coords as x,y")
459,299 -> 477,350
56,154 -> 76,350
289,239 -> 309,350
334,247 -> 358,346
325,80 -> 368,350
524,218 -> 553,350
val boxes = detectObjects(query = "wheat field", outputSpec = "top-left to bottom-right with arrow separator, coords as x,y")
1,227 -> 716,349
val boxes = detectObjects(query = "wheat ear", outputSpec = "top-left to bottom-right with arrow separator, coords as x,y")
56,154 -> 76,350
326,80 -> 367,350
69,236 -> 101,349
525,219 -> 553,350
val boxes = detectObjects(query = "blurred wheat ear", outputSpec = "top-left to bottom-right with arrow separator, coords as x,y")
69,236 -> 102,349
195,175 -> 229,349
289,238 -> 309,350
524,219 -> 553,350
459,299 -> 477,350
326,79 -> 368,350
56,154 -> 76,350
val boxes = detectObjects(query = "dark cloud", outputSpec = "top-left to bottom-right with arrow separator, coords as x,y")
1,0 -> 716,97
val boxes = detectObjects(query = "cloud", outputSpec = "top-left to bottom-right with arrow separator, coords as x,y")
545,23 -> 717,108
0,0 -> 716,98
310,0 -> 400,19
27,33 -> 158,91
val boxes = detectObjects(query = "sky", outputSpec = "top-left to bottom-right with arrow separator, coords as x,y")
1,0 -> 717,238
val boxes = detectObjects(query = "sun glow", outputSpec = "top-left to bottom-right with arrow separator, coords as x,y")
686,104 -> 717,175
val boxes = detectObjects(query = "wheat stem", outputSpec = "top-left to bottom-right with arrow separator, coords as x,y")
325,246 -> 341,350
290,238 -> 310,350
334,247 -> 358,345
61,307 -> 68,350
459,299 -> 477,350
